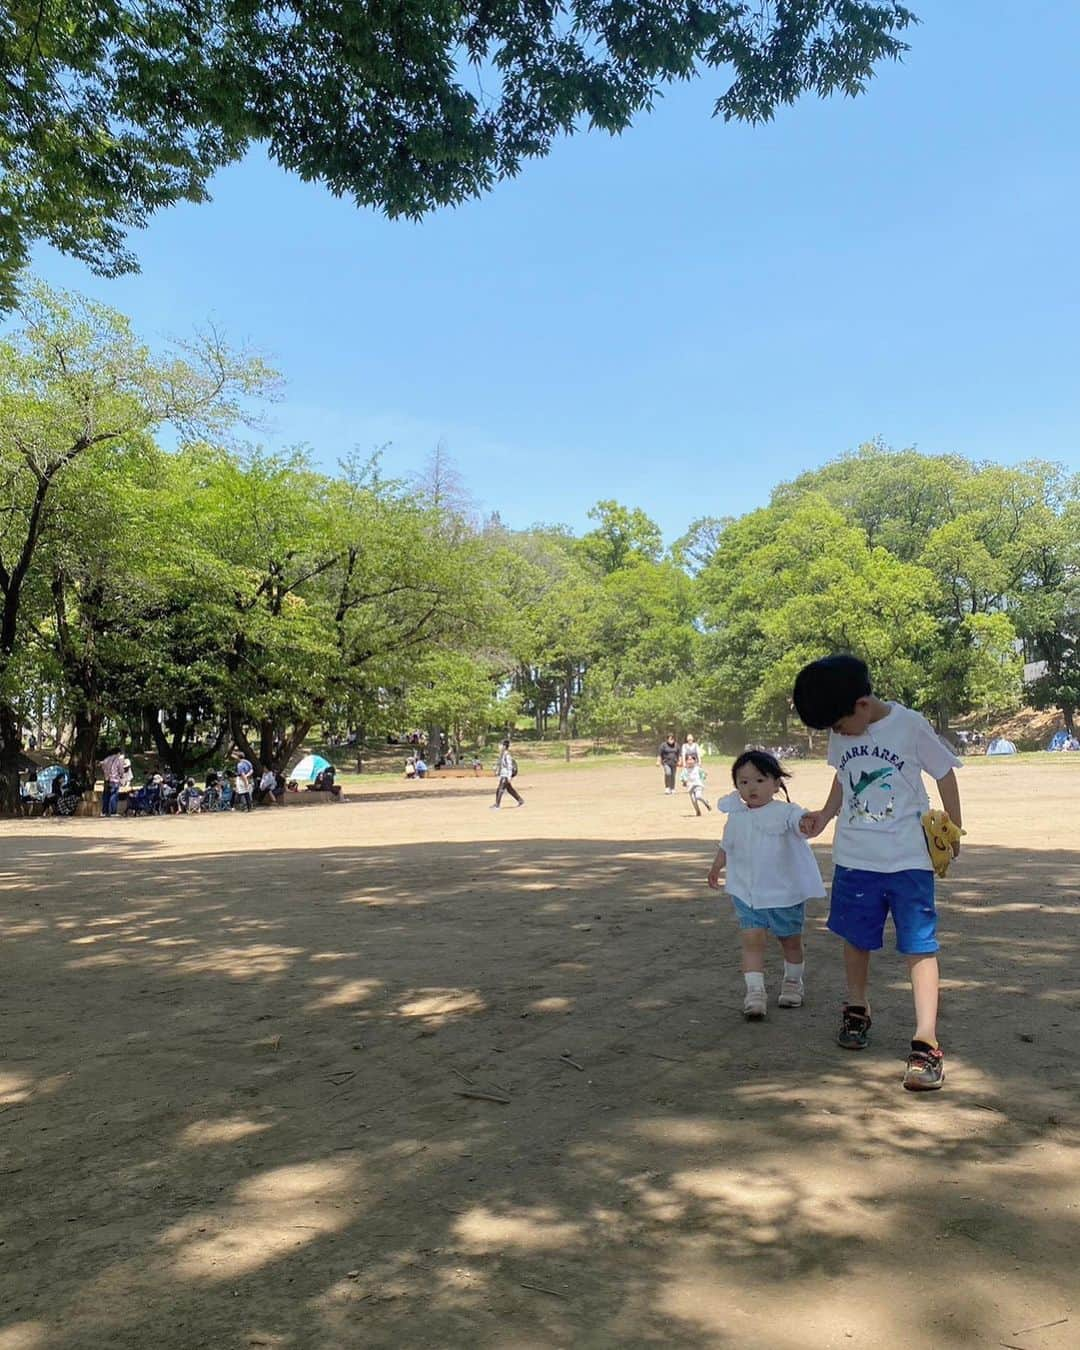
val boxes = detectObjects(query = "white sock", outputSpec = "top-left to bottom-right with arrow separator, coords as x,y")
784,961 -> 805,982
744,971 -> 766,993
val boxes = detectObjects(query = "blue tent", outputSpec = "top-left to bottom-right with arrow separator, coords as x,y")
987,737 -> 1017,756
290,754 -> 330,783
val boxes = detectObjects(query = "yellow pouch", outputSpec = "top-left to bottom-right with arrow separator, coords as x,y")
921,810 -> 965,878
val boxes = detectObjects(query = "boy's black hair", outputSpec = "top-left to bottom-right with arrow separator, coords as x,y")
732,750 -> 791,800
792,654 -> 872,730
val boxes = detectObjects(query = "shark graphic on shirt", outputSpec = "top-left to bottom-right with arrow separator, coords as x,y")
847,765 -> 896,824
849,766 -> 894,797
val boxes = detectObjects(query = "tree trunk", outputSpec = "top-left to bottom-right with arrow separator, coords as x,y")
1063,705 -> 1076,737
70,707 -> 103,787
0,701 -> 22,815
247,719 -> 313,774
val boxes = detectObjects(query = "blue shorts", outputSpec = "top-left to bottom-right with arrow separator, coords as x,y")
828,866 -> 938,955
731,896 -> 806,939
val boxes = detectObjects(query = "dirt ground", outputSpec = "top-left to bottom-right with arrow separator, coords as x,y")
1,759 -> 1078,1350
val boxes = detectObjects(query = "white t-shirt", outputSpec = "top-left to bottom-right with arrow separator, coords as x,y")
718,793 -> 825,909
827,702 -> 961,874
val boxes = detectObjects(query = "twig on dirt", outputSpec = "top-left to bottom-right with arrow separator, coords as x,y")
450,1067 -> 475,1086
646,1051 -> 685,1063
1000,1342 -> 1031,1350
325,1070 -> 357,1087
973,1102 -> 1005,1113
559,1054 -> 584,1071
456,1089 -> 511,1105
1013,1319 -> 1069,1335
519,1282 -> 568,1299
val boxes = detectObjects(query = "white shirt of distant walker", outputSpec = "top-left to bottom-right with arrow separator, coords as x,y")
827,701 -> 962,873
680,736 -> 700,766
717,768 -> 824,910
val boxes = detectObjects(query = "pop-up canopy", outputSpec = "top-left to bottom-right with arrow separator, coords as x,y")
289,753 -> 330,782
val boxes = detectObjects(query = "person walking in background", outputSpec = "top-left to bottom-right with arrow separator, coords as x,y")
491,739 -> 524,809
234,756 -> 254,811
99,748 -> 126,817
657,733 -> 680,795
256,765 -> 282,805
680,732 -> 701,769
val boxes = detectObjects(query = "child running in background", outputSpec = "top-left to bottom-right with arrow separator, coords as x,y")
707,751 -> 824,1019
682,745 -> 711,815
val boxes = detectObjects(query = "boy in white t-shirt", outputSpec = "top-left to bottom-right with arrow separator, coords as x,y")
794,655 -> 963,1092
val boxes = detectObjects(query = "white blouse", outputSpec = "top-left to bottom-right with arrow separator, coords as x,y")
717,792 -> 825,910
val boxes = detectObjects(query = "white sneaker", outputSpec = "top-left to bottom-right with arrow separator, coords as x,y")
778,977 -> 804,1008
742,988 -> 768,1020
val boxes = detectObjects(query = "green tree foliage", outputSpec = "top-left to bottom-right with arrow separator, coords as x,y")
6,282 -> 1079,809
0,2 -> 916,307
403,651 -> 519,753
698,495 -> 938,734
1014,495 -> 1080,734
0,282 -> 271,808
578,500 -> 663,574
577,551 -> 702,739
773,445 -> 1075,730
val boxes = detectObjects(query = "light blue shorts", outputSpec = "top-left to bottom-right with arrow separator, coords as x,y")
731,895 -> 806,939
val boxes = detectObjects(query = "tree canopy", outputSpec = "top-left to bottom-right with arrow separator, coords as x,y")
0,2 -> 916,307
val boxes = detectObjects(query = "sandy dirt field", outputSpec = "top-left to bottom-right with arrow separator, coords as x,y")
1,758 -> 1078,1350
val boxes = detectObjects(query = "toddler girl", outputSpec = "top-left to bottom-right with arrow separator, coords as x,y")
681,748 -> 711,816
707,751 -> 824,1018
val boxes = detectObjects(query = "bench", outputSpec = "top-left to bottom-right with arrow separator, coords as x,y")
282,788 -> 343,806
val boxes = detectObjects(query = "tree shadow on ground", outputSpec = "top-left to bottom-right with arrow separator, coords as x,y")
0,835 -> 1077,1349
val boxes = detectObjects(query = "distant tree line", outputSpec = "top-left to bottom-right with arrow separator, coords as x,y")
2,285 -> 1076,812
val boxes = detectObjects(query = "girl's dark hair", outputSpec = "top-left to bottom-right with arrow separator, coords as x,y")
731,750 -> 791,800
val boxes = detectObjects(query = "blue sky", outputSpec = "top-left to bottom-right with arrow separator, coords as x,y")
28,1 -> 1080,542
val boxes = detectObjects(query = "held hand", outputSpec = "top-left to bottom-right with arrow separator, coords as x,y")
707,869 -> 723,891
799,811 -> 828,838
951,839 -> 962,859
